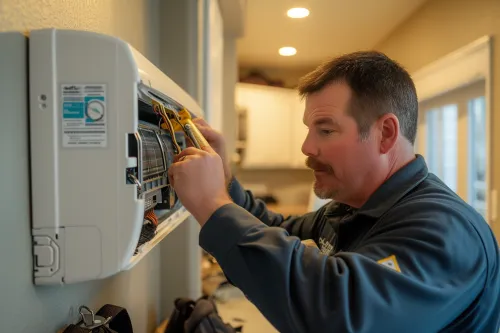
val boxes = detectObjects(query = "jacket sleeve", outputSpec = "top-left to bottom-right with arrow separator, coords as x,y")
227,177 -> 320,240
199,202 -> 487,333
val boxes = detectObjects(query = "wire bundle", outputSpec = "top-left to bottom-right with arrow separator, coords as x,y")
144,209 -> 158,226
135,209 -> 159,253
152,101 -> 182,154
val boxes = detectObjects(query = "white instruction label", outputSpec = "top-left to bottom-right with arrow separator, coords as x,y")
61,84 -> 107,148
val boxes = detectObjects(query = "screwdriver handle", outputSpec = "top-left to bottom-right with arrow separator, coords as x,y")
183,120 -> 209,149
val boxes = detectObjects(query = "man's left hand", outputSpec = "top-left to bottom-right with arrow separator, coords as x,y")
168,145 -> 232,227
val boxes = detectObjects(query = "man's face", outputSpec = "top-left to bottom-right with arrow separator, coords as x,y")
302,82 -> 381,205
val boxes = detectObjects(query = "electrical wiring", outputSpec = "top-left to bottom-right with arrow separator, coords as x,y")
144,209 -> 158,226
152,101 -> 182,154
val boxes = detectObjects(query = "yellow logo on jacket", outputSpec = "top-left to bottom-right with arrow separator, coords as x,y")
377,255 -> 401,273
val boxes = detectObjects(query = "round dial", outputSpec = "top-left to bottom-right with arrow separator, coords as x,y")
86,100 -> 105,121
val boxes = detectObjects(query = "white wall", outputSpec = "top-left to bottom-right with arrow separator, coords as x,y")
201,0 -> 224,132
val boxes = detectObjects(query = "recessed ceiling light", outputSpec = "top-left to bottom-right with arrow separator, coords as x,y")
287,7 -> 309,18
279,47 -> 297,56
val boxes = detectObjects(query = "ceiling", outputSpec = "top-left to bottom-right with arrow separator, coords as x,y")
237,0 -> 429,69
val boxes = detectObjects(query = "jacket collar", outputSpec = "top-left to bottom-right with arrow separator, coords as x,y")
326,155 -> 428,218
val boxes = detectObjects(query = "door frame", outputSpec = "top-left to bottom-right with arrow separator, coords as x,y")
411,36 -> 493,223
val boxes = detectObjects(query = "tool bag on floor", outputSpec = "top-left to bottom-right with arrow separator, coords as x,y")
164,296 -> 242,333
61,304 -> 133,333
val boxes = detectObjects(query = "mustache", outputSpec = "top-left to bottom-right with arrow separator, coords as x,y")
305,157 -> 333,172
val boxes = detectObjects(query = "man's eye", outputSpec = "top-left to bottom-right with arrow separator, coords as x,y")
318,129 -> 334,135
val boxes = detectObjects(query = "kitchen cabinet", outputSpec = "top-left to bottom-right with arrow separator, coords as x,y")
236,83 -> 293,168
235,83 -> 308,169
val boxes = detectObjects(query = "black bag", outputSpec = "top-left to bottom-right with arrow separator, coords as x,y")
164,297 -> 242,333
61,304 -> 133,333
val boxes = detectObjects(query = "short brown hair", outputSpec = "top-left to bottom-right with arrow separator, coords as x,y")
298,51 -> 418,144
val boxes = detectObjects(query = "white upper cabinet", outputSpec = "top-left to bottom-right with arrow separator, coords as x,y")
235,83 -> 308,169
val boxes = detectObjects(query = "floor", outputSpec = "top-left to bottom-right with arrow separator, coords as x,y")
200,255 -> 278,333
155,294 -> 277,333
216,297 -> 278,333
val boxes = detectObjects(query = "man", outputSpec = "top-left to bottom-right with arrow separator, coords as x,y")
168,51 -> 500,332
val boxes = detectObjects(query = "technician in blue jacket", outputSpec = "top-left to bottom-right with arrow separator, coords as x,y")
168,51 -> 500,332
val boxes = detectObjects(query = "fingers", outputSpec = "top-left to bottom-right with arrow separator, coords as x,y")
200,144 -> 216,154
167,164 -> 177,187
174,147 -> 204,162
192,117 -> 209,127
191,118 -> 218,140
183,119 -> 212,149
168,156 -> 193,186
168,150 -> 205,188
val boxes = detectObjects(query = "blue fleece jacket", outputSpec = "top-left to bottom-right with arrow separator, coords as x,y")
199,155 -> 500,333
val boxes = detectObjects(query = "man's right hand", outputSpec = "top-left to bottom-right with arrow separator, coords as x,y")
189,118 -> 233,185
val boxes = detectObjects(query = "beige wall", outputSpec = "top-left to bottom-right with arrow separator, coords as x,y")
376,0 -> 500,238
0,0 -> 160,64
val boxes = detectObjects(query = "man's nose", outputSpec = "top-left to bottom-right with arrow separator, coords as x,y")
301,130 -> 318,157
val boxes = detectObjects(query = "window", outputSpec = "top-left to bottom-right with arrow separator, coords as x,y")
411,36 -> 491,223
425,105 -> 458,192
417,81 -> 487,218
468,96 -> 487,217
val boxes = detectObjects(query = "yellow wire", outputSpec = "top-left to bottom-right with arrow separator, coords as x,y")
152,102 -> 182,154
159,104 -> 181,154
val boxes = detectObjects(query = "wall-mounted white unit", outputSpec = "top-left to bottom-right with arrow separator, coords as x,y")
3,29 -> 203,285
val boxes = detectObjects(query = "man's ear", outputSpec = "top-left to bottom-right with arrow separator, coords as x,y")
378,113 -> 399,154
